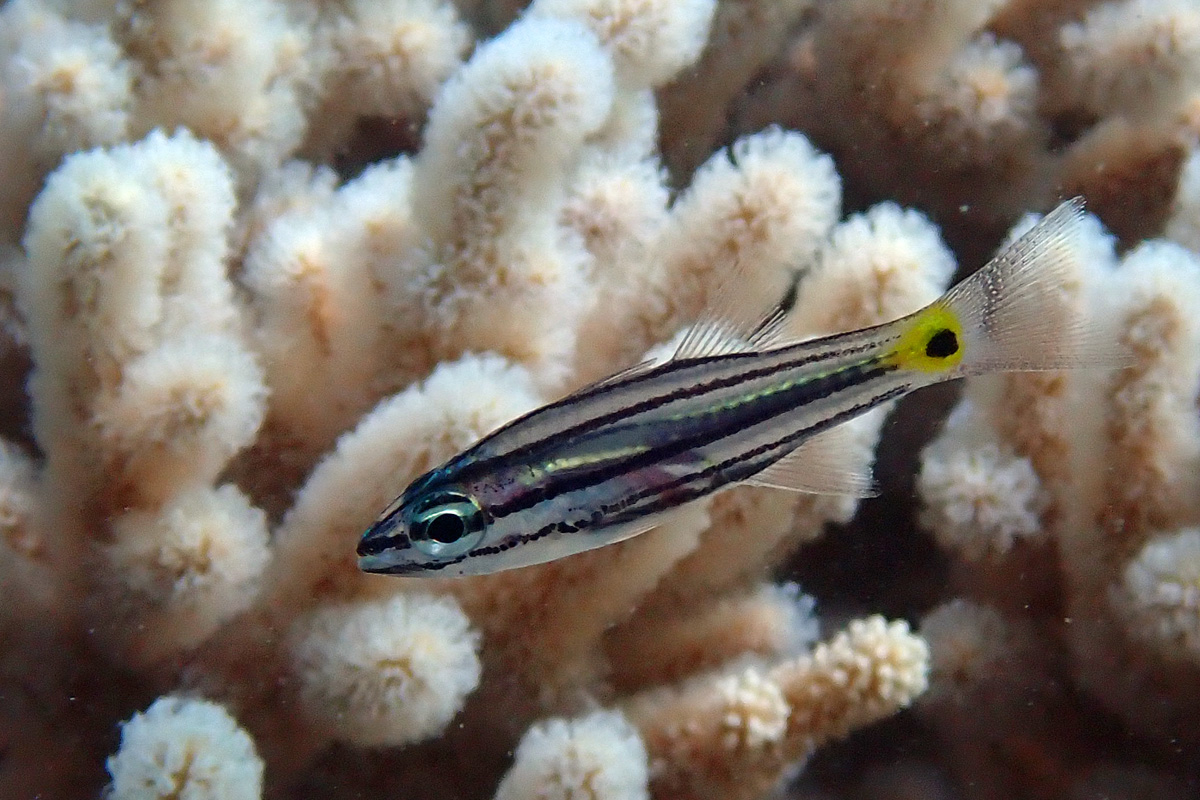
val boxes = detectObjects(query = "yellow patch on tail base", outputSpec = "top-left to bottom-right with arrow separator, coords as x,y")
885,304 -> 965,374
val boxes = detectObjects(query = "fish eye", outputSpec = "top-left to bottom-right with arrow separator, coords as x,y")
409,491 -> 486,559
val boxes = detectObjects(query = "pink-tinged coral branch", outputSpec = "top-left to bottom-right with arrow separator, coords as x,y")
530,0 -> 715,91
626,616 -> 928,800
98,485 -> 270,666
124,0 -> 317,185
495,710 -> 649,800
104,696 -> 264,800
288,592 -> 481,747
407,16 -> 611,388
17,130 -> 268,669
304,0 -> 470,154
9,0 -> 1200,797
574,126 -> 841,383
607,583 -> 818,692
241,156 -> 424,461
1055,0 -> 1200,120
0,0 -> 132,241
20,130 -> 262,510
1054,239 -> 1200,739
918,400 -> 1050,562
1115,527 -> 1200,663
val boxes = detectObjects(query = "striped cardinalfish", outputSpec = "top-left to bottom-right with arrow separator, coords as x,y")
358,198 -> 1121,577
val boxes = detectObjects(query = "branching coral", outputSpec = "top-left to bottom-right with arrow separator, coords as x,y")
304,0 -> 472,154
18,128 -> 269,670
1116,527 -> 1200,661
625,617 -> 928,800
288,592 -> 481,747
105,696 -> 264,800
21,129 -> 261,508
2,0 -> 1199,799
571,124 -> 842,383
404,17 -> 608,387
606,583 -> 819,691
495,710 -> 649,800
238,154 -> 425,492
914,201 -> 1200,794
124,0 -> 317,185
1055,0 -> 1200,120
918,400 -> 1050,561
734,0 -> 1050,225
728,0 -> 1200,239
101,484 -> 270,663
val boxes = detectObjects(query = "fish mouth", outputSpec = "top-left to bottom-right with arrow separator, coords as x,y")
356,517 -> 414,574
356,517 -> 467,576
357,503 -> 413,557
356,523 -> 391,558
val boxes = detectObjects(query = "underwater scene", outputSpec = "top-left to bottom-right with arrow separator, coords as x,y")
1,0 -> 1199,798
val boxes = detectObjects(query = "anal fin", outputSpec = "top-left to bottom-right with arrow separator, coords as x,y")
743,422 -> 879,497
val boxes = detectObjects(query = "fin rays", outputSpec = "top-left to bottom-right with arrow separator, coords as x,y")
744,422 -> 878,497
673,268 -> 803,360
942,197 -> 1129,374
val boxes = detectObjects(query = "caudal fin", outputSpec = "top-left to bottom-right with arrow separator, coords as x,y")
942,197 -> 1128,375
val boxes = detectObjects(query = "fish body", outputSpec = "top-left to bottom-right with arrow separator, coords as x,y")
358,199 -> 1118,577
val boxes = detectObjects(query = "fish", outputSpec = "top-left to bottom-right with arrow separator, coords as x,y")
358,198 -> 1122,577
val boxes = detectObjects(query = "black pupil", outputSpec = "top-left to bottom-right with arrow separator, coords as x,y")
925,328 -> 959,359
422,512 -> 466,544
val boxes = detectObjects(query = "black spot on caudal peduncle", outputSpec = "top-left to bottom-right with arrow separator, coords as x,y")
925,328 -> 959,359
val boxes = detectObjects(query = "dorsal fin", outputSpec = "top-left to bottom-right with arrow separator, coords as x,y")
743,422 -> 878,497
672,268 -> 803,361
582,357 -> 662,391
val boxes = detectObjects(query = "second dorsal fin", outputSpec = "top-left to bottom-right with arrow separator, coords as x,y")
672,268 -> 803,361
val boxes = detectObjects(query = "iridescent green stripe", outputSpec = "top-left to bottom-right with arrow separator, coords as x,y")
483,353 -> 899,522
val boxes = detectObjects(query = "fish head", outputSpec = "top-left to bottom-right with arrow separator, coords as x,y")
357,467 -> 491,577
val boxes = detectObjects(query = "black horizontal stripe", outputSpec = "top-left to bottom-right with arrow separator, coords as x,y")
461,381 -> 908,565
456,331 -> 892,486
485,359 -> 894,522
594,384 -> 910,526
474,517 -> 586,558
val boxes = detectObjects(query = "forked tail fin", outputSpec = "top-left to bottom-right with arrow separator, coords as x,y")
940,197 -> 1129,375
